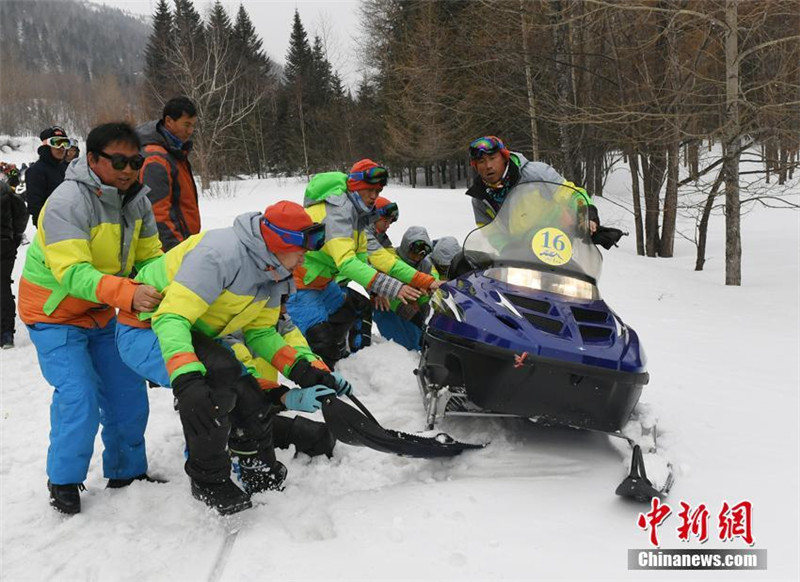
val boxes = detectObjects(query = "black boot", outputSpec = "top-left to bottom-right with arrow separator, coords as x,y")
190,478 -> 252,515
274,415 -> 336,458
305,321 -> 348,369
234,455 -> 288,494
48,481 -> 85,515
107,473 -> 168,489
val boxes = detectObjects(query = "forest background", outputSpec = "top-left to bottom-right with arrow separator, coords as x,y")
0,0 -> 797,285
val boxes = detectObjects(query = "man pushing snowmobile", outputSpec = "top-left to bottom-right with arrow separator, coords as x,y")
285,160 -> 433,369
116,201 -> 353,515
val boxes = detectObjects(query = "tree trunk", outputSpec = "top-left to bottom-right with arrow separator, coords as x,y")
688,141 -> 699,181
778,141 -> 788,184
659,139 -> 679,257
296,91 -> 309,178
550,0 -> 576,178
628,148 -> 645,256
520,0 -> 540,159
724,0 -> 741,286
695,168 -> 725,271
448,159 -> 456,189
641,148 -> 666,257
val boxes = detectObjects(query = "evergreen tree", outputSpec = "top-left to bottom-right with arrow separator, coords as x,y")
144,0 -> 174,105
173,0 -> 204,61
310,35 -> 333,105
284,10 -> 312,85
206,0 -> 232,39
232,4 -> 271,75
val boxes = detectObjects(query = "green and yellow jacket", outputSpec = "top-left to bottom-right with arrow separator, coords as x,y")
19,157 -> 163,328
124,212 -> 322,382
293,172 -> 404,299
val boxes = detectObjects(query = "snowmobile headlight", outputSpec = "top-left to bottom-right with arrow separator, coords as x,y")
431,289 -> 464,322
485,267 -> 598,300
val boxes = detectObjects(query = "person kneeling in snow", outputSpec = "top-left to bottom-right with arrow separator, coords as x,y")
286,160 -> 427,369
115,202 -> 351,515
372,226 -> 439,351
18,122 -> 165,515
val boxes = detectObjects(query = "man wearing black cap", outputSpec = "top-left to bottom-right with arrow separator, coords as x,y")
25,126 -> 75,228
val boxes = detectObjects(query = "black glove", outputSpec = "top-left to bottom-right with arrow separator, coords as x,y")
287,358 -> 337,391
592,226 -> 626,250
172,371 -> 221,437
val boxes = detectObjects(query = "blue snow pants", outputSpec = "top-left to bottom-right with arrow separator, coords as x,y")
28,319 -> 148,485
373,310 -> 423,351
115,323 -> 172,388
285,281 -> 346,335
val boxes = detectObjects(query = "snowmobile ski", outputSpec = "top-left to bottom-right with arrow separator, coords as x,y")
321,396 -> 485,458
615,444 -> 672,502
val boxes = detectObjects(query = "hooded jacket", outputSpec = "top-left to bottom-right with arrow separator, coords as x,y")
294,172 -> 405,299
366,224 -> 437,289
25,148 -> 67,228
128,212 -> 321,382
137,120 -> 200,251
465,152 -> 597,228
431,236 -> 461,277
397,226 -> 436,274
18,156 -> 163,328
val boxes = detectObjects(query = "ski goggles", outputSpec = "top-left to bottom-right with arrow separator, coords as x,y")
96,151 -> 145,171
42,136 -> 78,149
468,136 -> 505,160
261,219 -> 326,251
376,202 -> 399,222
348,166 -> 388,186
409,240 -> 432,257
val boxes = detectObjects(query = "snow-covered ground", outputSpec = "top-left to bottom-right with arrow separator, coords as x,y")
1,143 -> 798,580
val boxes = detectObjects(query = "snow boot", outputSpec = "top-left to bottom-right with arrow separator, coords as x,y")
234,456 -> 288,494
47,481 -> 85,515
273,415 -> 336,458
1,332 -> 13,349
106,473 -> 168,489
190,478 -> 252,515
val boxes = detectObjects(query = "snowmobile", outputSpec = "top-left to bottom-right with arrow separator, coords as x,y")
415,180 -> 673,501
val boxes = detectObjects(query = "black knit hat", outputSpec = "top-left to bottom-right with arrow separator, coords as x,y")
39,126 -> 68,141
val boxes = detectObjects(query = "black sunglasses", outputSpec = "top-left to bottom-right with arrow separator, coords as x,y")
409,240 -> 432,257
96,151 -> 145,171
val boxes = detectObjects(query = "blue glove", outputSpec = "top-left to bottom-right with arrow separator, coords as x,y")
284,385 -> 336,413
331,372 -> 353,396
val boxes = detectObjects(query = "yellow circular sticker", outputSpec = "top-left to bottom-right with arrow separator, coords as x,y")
531,227 -> 573,266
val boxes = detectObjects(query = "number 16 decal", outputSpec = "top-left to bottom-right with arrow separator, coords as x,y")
532,227 -> 573,266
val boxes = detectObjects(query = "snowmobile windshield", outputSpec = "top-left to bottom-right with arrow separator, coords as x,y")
463,180 -> 603,291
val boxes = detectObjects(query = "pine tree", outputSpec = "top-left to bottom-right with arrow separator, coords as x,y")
232,4 -> 272,75
206,0 -> 232,39
310,35 -> 333,106
284,10 -> 312,85
144,0 -> 174,105
282,10 -> 315,172
173,0 -> 204,60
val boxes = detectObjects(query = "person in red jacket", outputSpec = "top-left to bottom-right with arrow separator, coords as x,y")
137,96 -> 200,250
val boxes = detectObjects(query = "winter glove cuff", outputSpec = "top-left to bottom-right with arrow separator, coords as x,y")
368,272 -> 404,299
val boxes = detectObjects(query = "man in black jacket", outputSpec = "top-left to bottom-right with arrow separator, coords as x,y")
25,126 -> 74,228
1,175 -> 28,348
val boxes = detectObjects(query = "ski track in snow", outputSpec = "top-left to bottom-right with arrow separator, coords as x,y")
1,147 -> 798,580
